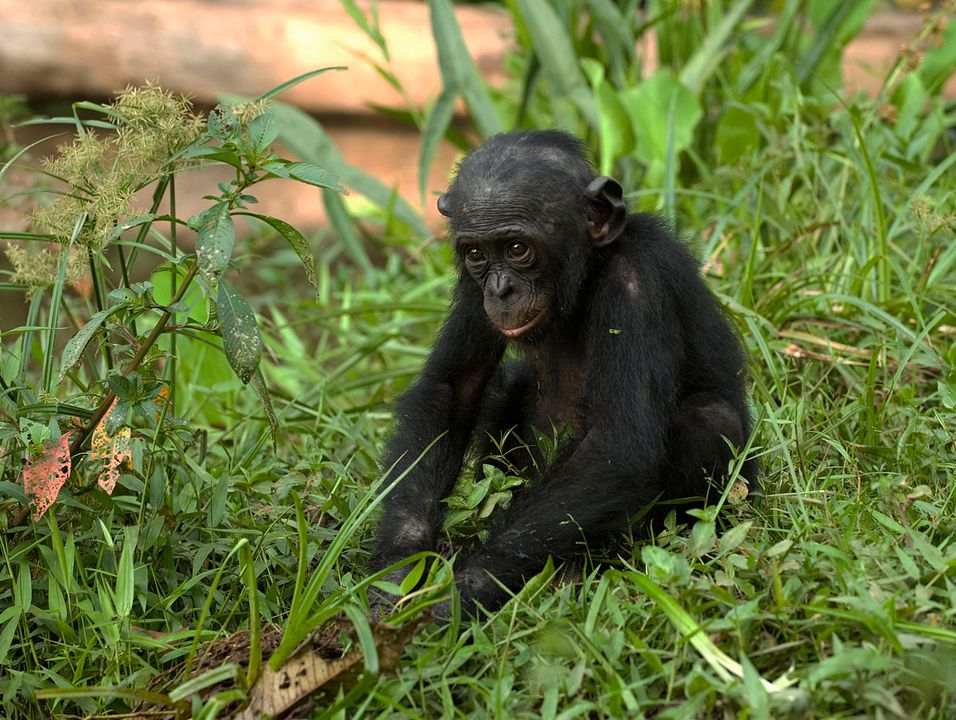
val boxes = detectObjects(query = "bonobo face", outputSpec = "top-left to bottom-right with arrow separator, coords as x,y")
454,226 -> 549,339
437,132 -> 628,340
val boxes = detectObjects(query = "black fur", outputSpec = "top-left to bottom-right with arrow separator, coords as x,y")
372,130 -> 755,614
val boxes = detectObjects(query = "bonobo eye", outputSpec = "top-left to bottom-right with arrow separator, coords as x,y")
463,246 -> 487,265
505,241 -> 533,263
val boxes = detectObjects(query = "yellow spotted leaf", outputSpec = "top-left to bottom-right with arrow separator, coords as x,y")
91,398 -> 131,494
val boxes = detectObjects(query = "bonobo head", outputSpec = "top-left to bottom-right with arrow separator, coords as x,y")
438,131 -> 627,340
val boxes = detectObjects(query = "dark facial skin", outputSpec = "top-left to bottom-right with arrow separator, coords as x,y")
370,130 -> 757,618
441,168 -> 626,342
456,231 -> 546,338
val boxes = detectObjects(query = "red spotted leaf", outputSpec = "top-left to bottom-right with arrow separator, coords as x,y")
23,432 -> 74,521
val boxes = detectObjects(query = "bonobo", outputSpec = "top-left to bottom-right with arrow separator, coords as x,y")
372,130 -> 755,614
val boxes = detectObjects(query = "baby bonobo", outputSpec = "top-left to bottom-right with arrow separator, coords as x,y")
371,130 -> 755,615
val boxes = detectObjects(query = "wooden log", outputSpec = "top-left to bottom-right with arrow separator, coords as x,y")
0,1 -> 950,111
0,0 -> 511,113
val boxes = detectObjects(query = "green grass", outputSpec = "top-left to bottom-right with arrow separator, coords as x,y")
2,2 -> 956,718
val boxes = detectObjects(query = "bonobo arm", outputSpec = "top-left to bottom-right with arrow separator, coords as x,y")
373,277 -> 507,570
455,267 -> 684,611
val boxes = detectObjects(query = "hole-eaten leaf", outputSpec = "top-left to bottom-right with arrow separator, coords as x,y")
23,432 -> 75,521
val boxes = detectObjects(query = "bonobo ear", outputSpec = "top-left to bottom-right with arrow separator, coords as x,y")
437,193 -> 453,218
585,176 -> 626,247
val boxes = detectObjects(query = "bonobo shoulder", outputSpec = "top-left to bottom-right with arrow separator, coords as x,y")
623,213 -> 682,250
620,214 -> 699,269
626,212 -> 672,239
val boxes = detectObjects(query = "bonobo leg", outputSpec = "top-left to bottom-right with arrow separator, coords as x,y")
665,392 -> 750,501
473,362 -> 541,479
452,434 -> 663,613
451,394 -> 753,614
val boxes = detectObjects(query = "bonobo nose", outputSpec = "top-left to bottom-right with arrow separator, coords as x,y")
489,272 -> 513,299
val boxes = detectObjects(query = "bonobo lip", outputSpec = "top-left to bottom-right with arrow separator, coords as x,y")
499,310 -> 546,338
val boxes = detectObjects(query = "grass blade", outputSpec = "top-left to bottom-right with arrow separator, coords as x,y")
418,90 -> 457,205
256,67 -> 347,102
515,0 -> 597,129
680,0 -> 755,94
41,214 -> 85,393
428,0 -> 502,138
626,569 -> 794,692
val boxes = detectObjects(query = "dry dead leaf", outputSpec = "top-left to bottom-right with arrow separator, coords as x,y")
237,619 -> 424,720
727,479 -> 750,505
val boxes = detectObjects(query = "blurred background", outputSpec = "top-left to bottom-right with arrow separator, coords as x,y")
1,0 -> 952,238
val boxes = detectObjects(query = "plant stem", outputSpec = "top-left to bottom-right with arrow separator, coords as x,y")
87,247 -> 114,371
67,260 -> 199,457
117,243 -> 137,337
169,174 -> 177,416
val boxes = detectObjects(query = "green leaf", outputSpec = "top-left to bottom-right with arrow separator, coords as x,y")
58,307 -> 119,384
939,380 -> 956,410
250,368 -> 278,449
428,0 -> 501,138
514,0 -> 596,129
322,191 -> 374,273
195,203 -> 235,286
169,664 -> 243,703
42,216 -> 83,393
799,0 -> 874,88
217,279 -> 262,384
418,90 -> 457,205
0,606 -> 20,666
180,146 -> 244,171
107,374 -> 136,401
259,159 -> 291,179
285,161 -> 346,193
891,74 -> 927,141
766,539 -> 793,558
921,21 -> 956,95
735,0 -> 802,94
255,66 -> 347,102
105,213 -> 158,244
151,263 -> 208,323
641,545 -> 690,586
628,571 -> 794,692
740,655 -> 771,719
115,528 -> 136,618
621,72 -> 703,167
679,0 -> 754,94
718,520 -> 753,554
341,0 -> 389,59
247,112 -> 280,153
586,0 -> 637,84
105,401 -> 130,436
689,520 -> 716,556
238,212 -> 319,295
207,105 -> 239,142
208,473 -> 229,527
715,104 -> 762,164
582,59 -> 635,175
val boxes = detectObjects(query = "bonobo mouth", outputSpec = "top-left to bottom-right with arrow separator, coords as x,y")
498,309 -> 546,338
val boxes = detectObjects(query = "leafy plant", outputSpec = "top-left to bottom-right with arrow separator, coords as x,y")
0,71 -> 344,523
